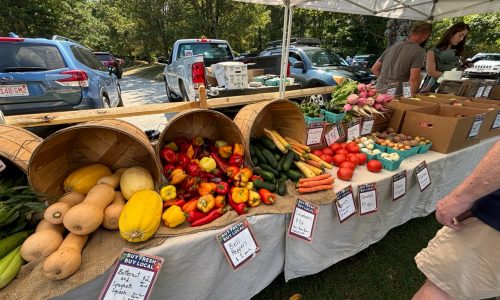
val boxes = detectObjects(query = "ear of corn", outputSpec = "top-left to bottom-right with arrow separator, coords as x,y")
0,246 -> 23,289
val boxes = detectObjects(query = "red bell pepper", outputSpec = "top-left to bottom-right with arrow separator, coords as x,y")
186,210 -> 207,223
191,207 -> 226,227
177,153 -> 191,168
228,192 -> 248,215
226,166 -> 240,179
162,164 -> 176,177
173,137 -> 191,153
215,181 -> 229,195
211,168 -> 223,177
186,161 -> 201,177
210,153 -> 230,173
228,154 -> 243,167
161,147 -> 177,164
259,189 -> 276,205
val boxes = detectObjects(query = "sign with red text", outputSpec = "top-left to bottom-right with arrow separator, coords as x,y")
288,199 -> 319,242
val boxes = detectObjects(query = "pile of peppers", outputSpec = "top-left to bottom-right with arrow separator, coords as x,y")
159,137 -> 277,228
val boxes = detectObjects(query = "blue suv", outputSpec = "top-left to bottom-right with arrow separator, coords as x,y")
0,34 -> 123,116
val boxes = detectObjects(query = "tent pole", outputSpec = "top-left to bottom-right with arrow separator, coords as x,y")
280,3 -> 293,99
279,0 -> 290,98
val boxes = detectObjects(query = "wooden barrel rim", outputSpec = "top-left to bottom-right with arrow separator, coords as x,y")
0,124 -> 42,174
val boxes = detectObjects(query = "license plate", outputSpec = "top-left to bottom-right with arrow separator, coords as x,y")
0,84 -> 29,97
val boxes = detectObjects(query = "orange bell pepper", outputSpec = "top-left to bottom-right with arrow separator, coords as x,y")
218,145 -> 232,159
231,187 -> 249,204
214,195 -> 226,208
226,166 -> 240,179
233,143 -> 244,156
198,182 -> 217,196
182,198 -> 199,212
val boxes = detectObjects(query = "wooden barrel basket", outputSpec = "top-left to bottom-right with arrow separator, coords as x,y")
28,119 -> 162,197
0,124 -> 43,174
157,108 -> 245,163
233,99 -> 306,165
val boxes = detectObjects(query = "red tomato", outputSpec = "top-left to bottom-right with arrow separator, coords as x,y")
340,161 -> 356,170
355,153 -> 368,165
320,154 -> 333,164
332,154 -> 347,167
312,149 -> 324,156
341,143 -> 347,149
367,160 -> 383,173
346,142 -> 360,154
328,143 -> 342,153
322,147 -> 334,156
337,167 -> 354,181
336,149 -> 348,155
348,155 -> 360,166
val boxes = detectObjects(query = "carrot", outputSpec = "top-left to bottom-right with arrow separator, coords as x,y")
297,184 -> 334,194
291,148 -> 305,160
298,177 -> 335,188
291,144 -> 305,155
304,159 -> 325,170
307,153 -> 333,169
298,173 -> 331,183
285,137 -> 311,152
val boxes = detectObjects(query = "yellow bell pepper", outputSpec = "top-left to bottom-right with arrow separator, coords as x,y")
231,187 -> 249,204
160,185 -> 177,201
197,194 -> 215,213
233,143 -> 244,156
199,157 -> 216,172
162,205 -> 186,228
248,190 -> 261,207
243,181 -> 253,190
218,145 -> 232,159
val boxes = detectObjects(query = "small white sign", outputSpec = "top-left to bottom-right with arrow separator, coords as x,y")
324,124 -> 341,146
467,114 -> 484,139
483,85 -> 493,97
392,171 -> 407,201
402,82 -> 412,98
0,159 -> 5,173
475,86 -> 485,98
491,111 -> 500,129
414,161 -> 432,191
335,186 -> 357,223
347,119 -> 361,141
184,50 -> 194,57
358,183 -> 378,215
387,87 -> 396,96
306,123 -> 325,146
217,219 -> 260,270
288,199 -> 319,242
361,117 -> 374,135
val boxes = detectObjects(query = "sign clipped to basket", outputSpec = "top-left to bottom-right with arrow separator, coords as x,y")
358,182 -> 378,215
491,111 -> 500,130
475,84 -> 485,99
360,116 -> 374,136
288,199 -> 319,242
335,185 -> 357,223
217,219 -> 260,270
467,114 -> 484,140
386,82 -> 398,97
402,82 -> 411,98
0,159 -> 5,173
306,122 -> 326,146
99,249 -> 164,300
392,170 -> 407,201
414,161 -> 432,191
324,123 -> 344,146
483,84 -> 493,98
347,119 -> 361,141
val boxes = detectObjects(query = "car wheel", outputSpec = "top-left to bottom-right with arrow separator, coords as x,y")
116,85 -> 124,107
179,82 -> 189,102
165,78 -> 180,102
102,95 -> 111,108
116,69 -> 122,79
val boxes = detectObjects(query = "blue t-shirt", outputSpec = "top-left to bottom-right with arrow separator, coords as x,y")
471,189 -> 500,231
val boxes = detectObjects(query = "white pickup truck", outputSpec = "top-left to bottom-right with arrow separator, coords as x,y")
163,38 -> 236,102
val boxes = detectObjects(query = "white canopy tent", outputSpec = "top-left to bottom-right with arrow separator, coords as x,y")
235,0 -> 500,97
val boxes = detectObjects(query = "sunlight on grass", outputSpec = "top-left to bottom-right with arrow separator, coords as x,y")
123,63 -> 165,82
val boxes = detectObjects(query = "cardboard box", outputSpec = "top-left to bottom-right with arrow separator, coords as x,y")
247,69 -> 265,82
205,67 -> 218,86
386,99 -> 438,133
490,85 -> 500,100
401,105 -> 488,153
418,93 -> 470,101
450,100 -> 500,139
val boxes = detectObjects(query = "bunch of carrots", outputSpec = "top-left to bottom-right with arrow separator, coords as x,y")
284,136 -> 333,178
297,173 -> 334,194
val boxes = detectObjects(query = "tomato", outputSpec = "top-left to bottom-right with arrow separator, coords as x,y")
348,155 -> 360,166
367,160 -> 383,173
321,147 -> 334,156
339,161 -> 356,170
355,153 -> 368,165
312,149 -> 324,156
345,142 -> 360,154
337,167 -> 354,181
336,149 -> 348,155
320,154 -> 333,164
332,154 -> 347,167
328,143 -> 342,153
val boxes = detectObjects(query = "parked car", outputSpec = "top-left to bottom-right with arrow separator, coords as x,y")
0,34 -> 122,116
352,54 -> 377,68
463,53 -> 500,79
93,51 -> 123,79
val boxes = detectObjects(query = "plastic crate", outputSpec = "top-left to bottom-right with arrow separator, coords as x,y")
212,62 -> 248,89
373,143 -> 386,152
417,143 -> 433,154
377,154 -> 404,171
321,109 -> 345,124
366,152 -> 378,161
304,115 -> 325,126
386,146 -> 419,158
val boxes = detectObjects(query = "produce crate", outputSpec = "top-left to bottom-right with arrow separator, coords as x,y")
320,109 -> 345,124
376,154 -> 404,171
304,115 -> 325,126
373,143 -> 386,152
386,146 -> 419,159
417,143 -> 433,154
366,152 -> 379,161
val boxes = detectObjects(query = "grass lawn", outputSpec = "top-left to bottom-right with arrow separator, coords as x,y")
123,62 -> 164,82
253,213 -> 443,300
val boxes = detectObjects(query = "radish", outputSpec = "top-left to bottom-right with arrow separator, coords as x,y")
343,103 -> 353,112
359,91 -> 368,98
346,94 -> 359,105
357,83 -> 366,93
375,94 -> 385,103
357,97 -> 367,106
367,89 -> 377,97
366,97 -> 375,106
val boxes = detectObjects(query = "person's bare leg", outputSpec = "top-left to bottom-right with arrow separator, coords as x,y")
413,279 -> 454,300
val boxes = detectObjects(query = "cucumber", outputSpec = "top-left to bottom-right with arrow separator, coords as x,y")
285,169 -> 302,181
249,144 -> 256,156
261,148 -> 278,168
254,167 -> 276,183
0,230 -> 31,260
253,179 -> 277,192
260,163 -> 279,176
274,153 -> 281,160
277,155 -> 285,171
251,156 -> 259,166
253,145 -> 267,165
292,151 -> 301,161
282,150 -> 295,171
277,178 -> 286,196
259,135 -> 276,151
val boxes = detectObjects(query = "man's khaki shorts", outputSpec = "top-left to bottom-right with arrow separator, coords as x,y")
415,217 -> 500,300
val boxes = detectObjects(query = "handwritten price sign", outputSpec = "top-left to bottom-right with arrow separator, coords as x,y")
414,161 -> 432,191
288,199 -> 319,242
306,122 -> 325,146
392,170 -> 407,201
217,219 -> 260,270
358,183 -> 378,215
335,185 -> 357,223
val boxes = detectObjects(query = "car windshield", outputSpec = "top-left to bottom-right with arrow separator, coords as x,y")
177,42 -> 233,65
94,53 -> 114,61
0,43 -> 66,72
303,49 -> 348,67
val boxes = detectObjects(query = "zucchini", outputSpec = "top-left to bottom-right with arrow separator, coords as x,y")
282,150 -> 295,171
277,178 -> 286,196
253,145 -> 267,165
292,151 -> 301,161
251,156 -> 259,166
254,167 -> 276,183
285,169 -> 302,181
253,179 -> 277,192
259,135 -> 277,151
261,148 -> 278,168
277,155 -> 285,171
249,144 -> 256,156
279,172 -> 289,179
260,163 -> 279,176
274,153 -> 281,160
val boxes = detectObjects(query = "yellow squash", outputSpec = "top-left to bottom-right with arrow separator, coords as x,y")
120,166 -> 155,200
119,190 -> 162,242
63,164 -> 112,194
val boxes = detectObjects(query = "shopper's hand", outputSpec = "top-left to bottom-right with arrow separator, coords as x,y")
435,195 -> 473,230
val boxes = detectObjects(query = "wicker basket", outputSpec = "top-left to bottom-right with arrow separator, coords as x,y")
28,119 -> 161,197
157,108 -> 245,160
234,99 -> 306,166
0,125 -> 42,174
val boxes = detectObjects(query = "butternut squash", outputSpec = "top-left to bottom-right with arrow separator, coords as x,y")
63,184 -> 115,235
42,233 -> 88,280
20,220 -> 65,262
63,163 -> 112,194
97,168 -> 127,189
119,190 -> 162,242
120,166 -> 155,200
102,191 -> 126,230
44,192 -> 85,224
